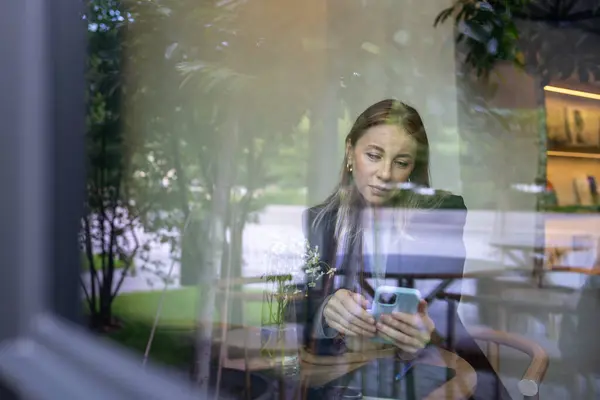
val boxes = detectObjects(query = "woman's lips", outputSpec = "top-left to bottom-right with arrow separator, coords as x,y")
369,185 -> 392,196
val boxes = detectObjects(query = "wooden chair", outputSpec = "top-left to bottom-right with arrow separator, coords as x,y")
437,292 -> 549,400
467,326 -> 549,399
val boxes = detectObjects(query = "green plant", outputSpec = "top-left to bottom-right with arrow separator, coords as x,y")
261,241 -> 335,330
434,0 -> 600,82
434,0 -> 530,78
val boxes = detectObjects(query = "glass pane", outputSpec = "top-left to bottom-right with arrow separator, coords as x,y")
81,0 -> 600,398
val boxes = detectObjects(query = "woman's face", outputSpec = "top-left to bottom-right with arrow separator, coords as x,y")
348,124 -> 417,206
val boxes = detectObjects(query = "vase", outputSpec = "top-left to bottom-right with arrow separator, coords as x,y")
259,325 -> 299,377
260,291 -> 299,377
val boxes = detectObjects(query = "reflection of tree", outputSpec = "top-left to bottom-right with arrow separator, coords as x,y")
121,0 -> 330,390
83,0 -> 160,331
435,0 -> 600,83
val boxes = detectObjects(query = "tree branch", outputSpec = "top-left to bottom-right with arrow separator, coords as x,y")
170,134 -> 191,218
80,275 -> 94,312
82,214 -> 99,314
111,218 -> 141,301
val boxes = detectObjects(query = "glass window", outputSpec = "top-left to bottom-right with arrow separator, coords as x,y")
2,0 -> 600,399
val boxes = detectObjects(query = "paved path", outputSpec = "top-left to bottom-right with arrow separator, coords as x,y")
81,206 -> 598,294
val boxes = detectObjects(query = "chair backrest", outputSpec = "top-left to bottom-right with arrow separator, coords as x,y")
468,326 -> 549,399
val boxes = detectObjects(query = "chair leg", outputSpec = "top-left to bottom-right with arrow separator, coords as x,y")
446,300 -> 456,351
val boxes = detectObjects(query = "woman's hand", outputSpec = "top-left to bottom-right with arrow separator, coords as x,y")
376,300 -> 434,354
323,289 -> 377,337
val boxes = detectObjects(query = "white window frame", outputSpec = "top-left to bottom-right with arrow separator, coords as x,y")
0,0 -> 206,398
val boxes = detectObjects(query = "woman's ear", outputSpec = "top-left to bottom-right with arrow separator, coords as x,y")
345,141 -> 353,164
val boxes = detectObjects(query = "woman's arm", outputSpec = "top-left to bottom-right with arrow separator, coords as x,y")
302,208 -> 343,354
302,208 -> 377,354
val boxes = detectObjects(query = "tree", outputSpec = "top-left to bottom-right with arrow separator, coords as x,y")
82,0 -> 149,330
114,0 -> 321,390
82,0 -> 178,331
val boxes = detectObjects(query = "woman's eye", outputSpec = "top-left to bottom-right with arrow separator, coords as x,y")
366,153 -> 381,160
395,160 -> 409,168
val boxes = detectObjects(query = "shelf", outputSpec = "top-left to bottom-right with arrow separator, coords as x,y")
547,150 -> 600,159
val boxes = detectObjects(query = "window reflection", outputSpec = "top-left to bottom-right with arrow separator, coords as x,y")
81,0 -> 600,398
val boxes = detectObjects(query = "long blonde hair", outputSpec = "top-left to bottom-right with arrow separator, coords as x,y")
313,99 -> 447,252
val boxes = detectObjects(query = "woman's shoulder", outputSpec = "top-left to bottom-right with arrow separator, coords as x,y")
302,204 -> 336,235
436,191 -> 467,211
303,204 -> 325,226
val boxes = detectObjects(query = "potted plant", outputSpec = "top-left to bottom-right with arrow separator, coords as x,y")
260,240 -> 335,375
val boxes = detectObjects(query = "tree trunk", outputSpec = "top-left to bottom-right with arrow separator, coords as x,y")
195,119 -> 238,396
180,218 -> 204,286
226,213 -> 245,328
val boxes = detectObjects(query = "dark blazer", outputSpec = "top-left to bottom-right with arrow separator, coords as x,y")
301,194 -> 512,399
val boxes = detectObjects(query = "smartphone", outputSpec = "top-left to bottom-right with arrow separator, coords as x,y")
369,286 -> 421,343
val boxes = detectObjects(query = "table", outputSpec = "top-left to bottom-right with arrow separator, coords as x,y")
225,325 -> 477,399
299,345 -> 477,400
492,242 -> 590,289
226,323 -> 301,353
359,266 -> 531,305
490,236 -> 591,277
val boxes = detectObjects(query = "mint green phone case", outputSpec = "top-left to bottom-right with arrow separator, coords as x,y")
369,286 -> 421,344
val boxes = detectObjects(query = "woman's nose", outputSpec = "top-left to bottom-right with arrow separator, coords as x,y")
377,162 -> 392,181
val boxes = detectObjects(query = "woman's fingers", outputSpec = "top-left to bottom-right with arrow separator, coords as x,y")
329,297 -> 376,335
326,319 -> 357,336
334,291 -> 375,326
324,306 -> 375,337
383,316 -> 430,345
391,312 -> 421,330
323,290 -> 376,337
352,292 -> 372,310
377,328 -> 420,354
380,315 -> 422,340
340,291 -> 374,323
376,321 -> 423,350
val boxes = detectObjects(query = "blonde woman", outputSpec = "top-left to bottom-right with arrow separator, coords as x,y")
303,99 -> 510,399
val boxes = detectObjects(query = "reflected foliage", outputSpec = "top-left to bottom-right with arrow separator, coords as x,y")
83,0 -> 141,330
436,0 -> 600,82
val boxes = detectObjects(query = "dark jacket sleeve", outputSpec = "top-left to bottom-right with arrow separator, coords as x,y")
301,208 -> 346,356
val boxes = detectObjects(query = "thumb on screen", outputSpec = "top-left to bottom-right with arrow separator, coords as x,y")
418,299 -> 428,315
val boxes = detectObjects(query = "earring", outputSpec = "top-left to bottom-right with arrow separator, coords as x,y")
347,162 -> 353,172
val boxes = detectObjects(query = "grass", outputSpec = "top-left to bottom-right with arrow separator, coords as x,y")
105,287 -> 265,367
82,253 -> 128,272
106,319 -> 194,368
111,287 -> 264,328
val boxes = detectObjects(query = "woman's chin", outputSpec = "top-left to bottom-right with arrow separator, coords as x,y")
364,195 -> 391,206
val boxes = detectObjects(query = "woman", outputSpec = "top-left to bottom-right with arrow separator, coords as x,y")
302,99 -> 511,399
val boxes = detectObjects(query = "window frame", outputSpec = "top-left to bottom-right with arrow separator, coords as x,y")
0,0 -> 207,398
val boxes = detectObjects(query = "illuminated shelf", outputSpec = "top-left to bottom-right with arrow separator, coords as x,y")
547,150 -> 600,159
